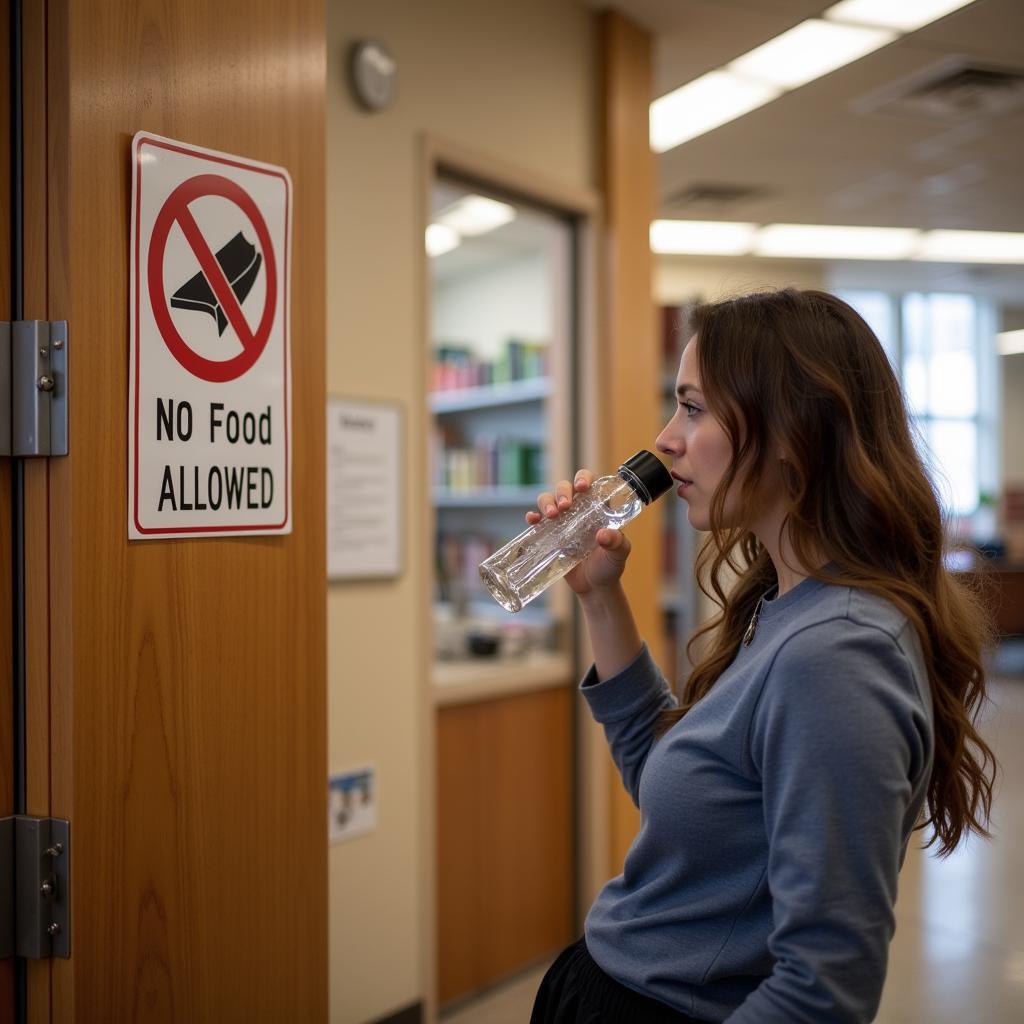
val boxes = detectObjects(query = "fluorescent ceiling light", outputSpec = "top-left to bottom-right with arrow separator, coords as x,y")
728,19 -> 896,90
425,223 -> 460,258
435,195 -> 515,237
650,1 -> 974,152
755,224 -> 920,260
915,230 -> 1024,264
651,219 -> 757,256
647,221 -> 1024,265
650,71 -> 780,153
997,329 -> 1024,356
824,0 -> 976,33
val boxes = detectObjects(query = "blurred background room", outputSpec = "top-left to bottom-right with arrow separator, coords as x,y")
326,2 -> 1024,1022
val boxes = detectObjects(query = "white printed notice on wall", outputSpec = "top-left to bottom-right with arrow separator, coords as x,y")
327,398 -> 402,579
128,132 -> 292,538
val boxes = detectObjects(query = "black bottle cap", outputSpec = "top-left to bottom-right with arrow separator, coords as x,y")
618,450 -> 673,505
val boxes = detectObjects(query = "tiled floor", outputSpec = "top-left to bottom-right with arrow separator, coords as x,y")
443,667 -> 1024,1024
443,962 -> 551,1024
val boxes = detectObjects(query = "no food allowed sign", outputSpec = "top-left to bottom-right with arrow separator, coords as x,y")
129,132 -> 292,538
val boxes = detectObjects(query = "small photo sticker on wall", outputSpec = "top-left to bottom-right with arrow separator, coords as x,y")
328,766 -> 377,843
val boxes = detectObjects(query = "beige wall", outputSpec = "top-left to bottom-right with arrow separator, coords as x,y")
326,2 -> 596,1021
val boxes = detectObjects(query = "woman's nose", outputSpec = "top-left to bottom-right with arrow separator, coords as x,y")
655,415 -> 685,457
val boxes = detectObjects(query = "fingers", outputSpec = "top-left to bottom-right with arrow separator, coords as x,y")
554,479 -> 574,510
536,491 -> 558,518
526,491 -> 557,523
527,470 -> 594,523
597,528 -> 631,563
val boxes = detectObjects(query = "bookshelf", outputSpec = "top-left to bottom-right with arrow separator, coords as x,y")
433,486 -> 546,508
428,176 -> 575,677
429,375 -> 552,413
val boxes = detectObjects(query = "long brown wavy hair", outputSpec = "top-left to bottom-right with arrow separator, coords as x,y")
659,288 -> 997,856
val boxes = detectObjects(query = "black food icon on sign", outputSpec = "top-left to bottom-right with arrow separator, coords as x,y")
170,231 -> 262,336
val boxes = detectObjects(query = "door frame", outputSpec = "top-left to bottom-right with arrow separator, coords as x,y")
3,1 -> 61,1019
1,0 -> 16,1008
415,133 -> 606,1017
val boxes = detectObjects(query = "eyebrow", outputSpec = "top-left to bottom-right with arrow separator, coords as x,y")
675,383 -> 703,398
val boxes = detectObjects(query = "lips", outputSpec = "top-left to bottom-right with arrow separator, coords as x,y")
671,472 -> 693,486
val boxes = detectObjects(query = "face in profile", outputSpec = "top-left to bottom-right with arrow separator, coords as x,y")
655,339 -> 732,532
656,337 -> 785,535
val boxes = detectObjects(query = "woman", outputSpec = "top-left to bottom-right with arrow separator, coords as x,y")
528,289 -> 996,1023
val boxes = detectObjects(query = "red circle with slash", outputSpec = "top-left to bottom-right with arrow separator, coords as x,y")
148,173 -> 277,383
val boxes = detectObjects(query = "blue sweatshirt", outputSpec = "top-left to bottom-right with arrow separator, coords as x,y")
582,575 -> 934,1023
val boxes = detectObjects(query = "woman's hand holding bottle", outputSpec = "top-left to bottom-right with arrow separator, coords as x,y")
482,452 -> 667,675
526,469 -> 633,598
526,468 -> 643,679
509,452 -> 672,676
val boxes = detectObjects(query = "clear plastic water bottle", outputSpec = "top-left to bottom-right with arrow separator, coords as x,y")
479,451 -> 673,613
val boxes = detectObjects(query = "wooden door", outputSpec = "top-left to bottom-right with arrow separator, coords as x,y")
17,2 -> 327,1020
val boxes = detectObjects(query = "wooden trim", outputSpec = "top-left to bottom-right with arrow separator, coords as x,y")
415,133 -> 440,1024
417,132 -> 603,1015
597,11 -> 659,870
572,149 -> 610,922
0,0 -> 14,1015
422,134 -> 599,218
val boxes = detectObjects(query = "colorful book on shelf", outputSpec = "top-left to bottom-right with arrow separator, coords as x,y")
432,337 -> 550,391
435,437 -> 545,490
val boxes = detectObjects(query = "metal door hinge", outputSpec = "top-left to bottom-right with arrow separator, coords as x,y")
0,816 -> 71,960
1,320 -> 69,456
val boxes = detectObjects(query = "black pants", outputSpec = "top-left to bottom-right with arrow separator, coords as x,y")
531,937 -> 709,1024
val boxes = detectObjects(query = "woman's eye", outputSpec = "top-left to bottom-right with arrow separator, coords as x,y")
679,401 -> 701,418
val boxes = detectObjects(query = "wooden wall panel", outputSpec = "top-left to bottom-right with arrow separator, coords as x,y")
40,2 -> 327,1020
437,686 -> 574,1007
598,12 -> 660,871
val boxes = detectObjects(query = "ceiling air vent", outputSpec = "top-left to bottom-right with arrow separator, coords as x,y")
855,57 -> 1024,121
662,182 -> 772,215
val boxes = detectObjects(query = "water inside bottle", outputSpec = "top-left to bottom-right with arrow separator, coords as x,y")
480,484 -> 643,613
